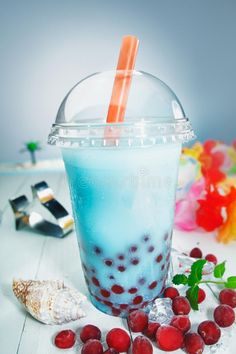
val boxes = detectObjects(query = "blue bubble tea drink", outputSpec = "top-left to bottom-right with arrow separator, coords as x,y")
48,40 -> 195,316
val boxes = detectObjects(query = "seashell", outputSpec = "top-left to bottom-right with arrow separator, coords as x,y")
12,279 -> 86,325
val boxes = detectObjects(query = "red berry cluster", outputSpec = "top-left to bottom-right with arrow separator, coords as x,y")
54,248 -> 235,353
54,324 -> 130,353
54,285 -> 236,353
190,247 -> 218,265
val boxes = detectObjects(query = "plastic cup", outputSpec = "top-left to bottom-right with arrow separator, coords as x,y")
48,70 -> 195,317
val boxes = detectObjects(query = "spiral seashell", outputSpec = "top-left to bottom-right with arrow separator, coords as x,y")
12,279 -> 86,325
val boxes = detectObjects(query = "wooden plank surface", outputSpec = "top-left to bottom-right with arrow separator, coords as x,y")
0,173 -> 62,354
0,172 -> 236,354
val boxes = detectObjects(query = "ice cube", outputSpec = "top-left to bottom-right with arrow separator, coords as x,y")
171,248 -> 214,277
148,298 -> 174,325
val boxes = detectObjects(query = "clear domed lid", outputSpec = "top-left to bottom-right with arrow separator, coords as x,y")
48,70 -> 195,148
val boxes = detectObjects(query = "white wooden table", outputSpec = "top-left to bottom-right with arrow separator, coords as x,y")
0,170 -> 235,354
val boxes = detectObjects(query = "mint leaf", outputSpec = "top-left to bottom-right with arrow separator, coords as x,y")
172,274 -> 188,285
186,285 -> 199,310
214,261 -> 226,278
188,259 -> 207,286
225,276 -> 236,289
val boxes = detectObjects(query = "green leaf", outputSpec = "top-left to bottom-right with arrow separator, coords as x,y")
188,259 -> 207,286
225,276 -> 236,289
186,285 -> 199,310
228,165 -> 236,175
214,261 -> 226,279
172,274 -> 188,285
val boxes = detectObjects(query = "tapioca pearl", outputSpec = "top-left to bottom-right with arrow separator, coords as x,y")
148,245 -> 155,253
91,268 -> 96,274
161,264 -> 165,271
129,245 -> 138,253
94,246 -> 102,255
95,295 -> 103,302
104,259 -> 113,267
149,281 -> 158,290
156,254 -> 163,263
120,304 -> 129,310
112,307 -> 121,316
100,289 -> 111,298
129,287 -> 138,294
118,265 -> 126,272
103,300 -> 113,307
111,284 -> 125,294
142,234 -> 150,242
166,252 -> 171,262
138,278 -> 146,285
117,254 -> 125,261
92,277 -> 100,287
109,275 -> 115,280
131,257 -> 139,265
133,295 -> 143,305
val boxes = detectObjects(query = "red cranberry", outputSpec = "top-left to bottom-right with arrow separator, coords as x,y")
132,335 -> 153,354
92,277 -> 100,287
103,349 -> 118,354
117,303 -> 126,309
129,287 -> 138,294
156,325 -> 184,351
111,284 -> 124,294
117,265 -> 126,272
219,288 -> 236,308
106,328 -> 131,352
163,286 -> 180,299
198,320 -> 221,345
100,289 -> 111,297
131,258 -> 139,265
156,254 -> 163,263
117,254 -> 125,260
184,332 -> 205,354
214,304 -> 235,327
100,289 -> 111,298
54,329 -> 76,349
130,245 -> 138,252
128,310 -> 148,332
103,299 -> 112,306
190,247 -> 203,258
112,308 -> 121,316
133,295 -> 143,305
172,296 -> 191,315
205,253 -> 218,264
143,322 -> 160,340
105,259 -> 113,266
80,324 -> 101,343
81,339 -> 103,354
198,288 -> 206,303
149,281 -> 157,290
170,315 -> 191,334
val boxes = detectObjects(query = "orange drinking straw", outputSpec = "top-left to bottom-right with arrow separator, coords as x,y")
106,35 -> 139,123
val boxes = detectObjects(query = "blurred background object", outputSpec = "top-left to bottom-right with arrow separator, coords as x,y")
0,0 -> 236,163
20,141 -> 41,165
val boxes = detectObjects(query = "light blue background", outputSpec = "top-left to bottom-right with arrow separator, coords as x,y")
1,0 -> 236,162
